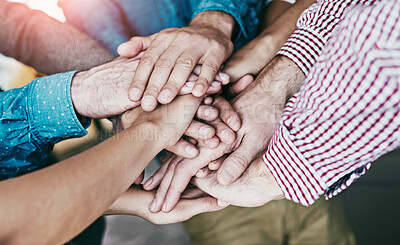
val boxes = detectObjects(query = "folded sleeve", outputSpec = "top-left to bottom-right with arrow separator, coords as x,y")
264,0 -> 400,206
0,71 -> 89,178
277,0 -> 375,75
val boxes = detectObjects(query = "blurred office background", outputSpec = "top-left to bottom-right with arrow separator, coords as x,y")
1,1 -> 399,244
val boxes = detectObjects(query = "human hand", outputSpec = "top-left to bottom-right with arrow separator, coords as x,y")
105,186 -> 229,225
117,10 -> 235,111
142,95 -> 242,212
114,95 -> 240,159
192,154 -> 284,207
144,56 -> 304,212
70,54 -> 222,119
70,56 -> 141,119
222,0 -> 315,98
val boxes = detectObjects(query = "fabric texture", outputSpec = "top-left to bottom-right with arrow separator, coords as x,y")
59,0 -> 264,55
264,0 -> 400,206
0,71 -> 89,179
185,197 -> 355,245
277,0 -> 376,75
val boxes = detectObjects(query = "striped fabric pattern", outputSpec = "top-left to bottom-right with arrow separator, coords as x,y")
277,0 -> 375,75
264,0 -> 400,206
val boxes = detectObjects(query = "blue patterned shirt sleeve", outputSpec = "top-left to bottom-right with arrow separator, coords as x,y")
0,71 -> 89,180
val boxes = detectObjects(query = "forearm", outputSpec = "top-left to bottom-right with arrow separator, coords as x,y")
258,0 -> 317,55
0,1 -> 114,74
256,55 -> 305,106
0,123 -> 163,244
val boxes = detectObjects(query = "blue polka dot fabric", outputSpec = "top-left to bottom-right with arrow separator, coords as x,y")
0,71 -> 90,180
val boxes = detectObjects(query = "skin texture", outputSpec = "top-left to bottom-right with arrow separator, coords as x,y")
191,154 -> 285,207
0,95 -> 228,245
70,57 -> 236,158
117,10 -> 236,111
146,56 -> 305,212
143,0 -> 316,212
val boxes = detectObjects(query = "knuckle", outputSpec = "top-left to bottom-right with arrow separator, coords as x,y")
165,81 -> 180,92
176,57 -> 194,68
176,31 -> 191,41
230,155 -> 249,174
155,59 -> 173,69
145,84 -> 161,94
140,56 -> 154,66
202,62 -> 219,74
211,40 -> 225,50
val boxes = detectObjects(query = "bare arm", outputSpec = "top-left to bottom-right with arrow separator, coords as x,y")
223,0 -> 316,86
0,1 -> 114,74
0,94 -> 214,244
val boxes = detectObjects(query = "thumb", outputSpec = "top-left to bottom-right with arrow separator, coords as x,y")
217,140 -> 258,186
117,35 -> 155,57
223,58 -> 253,83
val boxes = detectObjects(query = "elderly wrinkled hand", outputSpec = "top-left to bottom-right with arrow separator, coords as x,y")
117,11 -> 236,111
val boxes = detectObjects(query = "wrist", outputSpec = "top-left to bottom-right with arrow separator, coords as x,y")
256,56 -> 305,105
70,71 -> 90,118
190,10 -> 236,39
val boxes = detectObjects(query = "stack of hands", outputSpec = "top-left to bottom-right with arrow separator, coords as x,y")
70,6 -> 309,224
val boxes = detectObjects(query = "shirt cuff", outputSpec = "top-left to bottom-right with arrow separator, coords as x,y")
263,124 -> 327,206
27,71 -> 90,145
277,27 -> 327,76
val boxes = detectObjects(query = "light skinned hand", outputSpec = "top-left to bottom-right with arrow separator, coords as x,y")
144,57 -> 304,213
192,154 -> 284,207
142,96 -> 241,212
117,10 -> 235,111
113,95 -> 239,159
71,55 -> 221,119
222,0 -> 316,98
105,186 -> 229,225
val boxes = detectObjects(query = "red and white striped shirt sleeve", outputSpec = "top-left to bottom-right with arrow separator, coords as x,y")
277,0 -> 375,75
264,0 -> 400,206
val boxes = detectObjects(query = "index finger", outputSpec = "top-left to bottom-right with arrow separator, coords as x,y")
192,54 -> 224,97
162,142 -> 233,212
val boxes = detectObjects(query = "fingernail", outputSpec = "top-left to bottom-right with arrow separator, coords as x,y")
219,72 -> 230,83
130,88 -> 142,101
205,108 -> 214,117
211,81 -> 221,87
185,145 -> 198,157
222,129 -> 235,143
162,201 -> 168,212
227,117 -> 239,130
193,84 -> 204,96
150,199 -> 157,212
185,81 -> 195,88
142,95 -> 156,111
220,168 -> 235,185
159,89 -> 172,102
199,126 -> 212,136
205,138 -> 219,148
217,199 -> 230,207
144,177 -> 153,189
